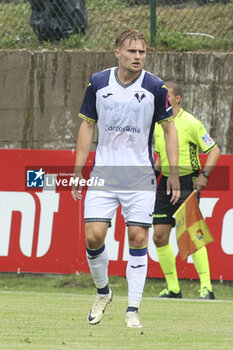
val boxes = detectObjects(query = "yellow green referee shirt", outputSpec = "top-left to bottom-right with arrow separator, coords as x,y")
154,108 -> 217,177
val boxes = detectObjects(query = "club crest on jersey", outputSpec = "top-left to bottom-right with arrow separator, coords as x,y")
134,93 -> 146,102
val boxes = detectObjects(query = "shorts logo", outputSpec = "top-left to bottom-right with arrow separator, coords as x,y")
202,133 -> 214,147
26,168 -> 45,188
154,214 -> 167,218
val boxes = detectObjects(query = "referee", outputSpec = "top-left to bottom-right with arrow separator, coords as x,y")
153,81 -> 221,299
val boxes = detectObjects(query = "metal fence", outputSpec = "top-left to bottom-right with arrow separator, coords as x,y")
0,0 -> 232,50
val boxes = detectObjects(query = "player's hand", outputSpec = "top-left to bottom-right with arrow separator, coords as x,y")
71,173 -> 83,201
167,174 -> 180,205
193,174 -> 208,193
71,187 -> 83,201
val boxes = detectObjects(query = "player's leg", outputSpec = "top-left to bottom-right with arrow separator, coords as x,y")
120,190 -> 155,328
126,225 -> 148,328
86,221 -> 110,293
85,221 -> 113,324
84,190 -> 118,325
192,246 -> 215,299
153,175 -> 181,298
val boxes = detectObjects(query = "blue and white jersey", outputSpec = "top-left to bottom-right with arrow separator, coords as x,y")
79,67 -> 173,191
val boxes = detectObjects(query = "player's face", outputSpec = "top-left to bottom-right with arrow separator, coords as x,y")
115,38 -> 146,76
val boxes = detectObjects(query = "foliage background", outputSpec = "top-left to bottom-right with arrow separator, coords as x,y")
0,0 -> 232,51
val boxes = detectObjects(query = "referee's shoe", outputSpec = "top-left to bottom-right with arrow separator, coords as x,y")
197,287 -> 215,300
87,289 -> 113,325
157,288 -> 182,299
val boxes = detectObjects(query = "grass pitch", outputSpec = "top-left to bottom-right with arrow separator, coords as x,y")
0,290 -> 233,350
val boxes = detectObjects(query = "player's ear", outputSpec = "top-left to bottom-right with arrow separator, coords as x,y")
114,48 -> 120,60
177,95 -> 182,104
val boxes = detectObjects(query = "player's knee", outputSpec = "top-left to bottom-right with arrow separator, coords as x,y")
86,234 -> 104,250
85,227 -> 104,250
128,226 -> 148,247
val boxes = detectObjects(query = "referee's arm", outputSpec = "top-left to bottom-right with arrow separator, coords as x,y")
194,145 -> 221,192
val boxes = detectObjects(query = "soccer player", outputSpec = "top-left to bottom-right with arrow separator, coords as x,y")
153,81 -> 221,299
71,30 -> 180,328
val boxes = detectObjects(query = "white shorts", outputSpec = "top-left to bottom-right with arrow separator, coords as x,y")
84,190 -> 156,227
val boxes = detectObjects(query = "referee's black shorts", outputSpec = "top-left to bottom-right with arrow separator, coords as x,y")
153,172 -> 200,227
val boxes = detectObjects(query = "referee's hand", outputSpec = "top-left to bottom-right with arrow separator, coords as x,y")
167,174 -> 180,205
193,173 -> 208,192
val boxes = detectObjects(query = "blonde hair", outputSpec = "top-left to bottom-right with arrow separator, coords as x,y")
115,29 -> 147,49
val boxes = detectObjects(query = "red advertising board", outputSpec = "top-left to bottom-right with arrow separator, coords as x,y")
0,149 -> 232,281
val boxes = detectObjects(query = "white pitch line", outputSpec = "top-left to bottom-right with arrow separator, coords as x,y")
0,291 -> 232,303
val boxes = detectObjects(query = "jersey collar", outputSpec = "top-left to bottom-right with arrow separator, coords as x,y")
114,68 -> 142,88
176,108 -> 184,118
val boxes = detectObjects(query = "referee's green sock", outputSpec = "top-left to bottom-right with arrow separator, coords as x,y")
192,246 -> 212,291
157,244 -> 180,294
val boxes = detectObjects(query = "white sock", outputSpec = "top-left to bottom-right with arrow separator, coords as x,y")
126,247 -> 148,308
86,244 -> 109,289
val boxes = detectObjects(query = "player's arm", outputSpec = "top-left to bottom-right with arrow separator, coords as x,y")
71,120 -> 95,201
161,120 -> 180,204
194,145 -> 221,192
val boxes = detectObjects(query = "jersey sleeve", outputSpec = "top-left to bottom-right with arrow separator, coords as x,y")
155,84 -> 174,124
191,119 -> 216,153
78,76 -> 98,123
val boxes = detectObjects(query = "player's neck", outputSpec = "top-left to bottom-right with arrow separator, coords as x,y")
117,68 -> 141,85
